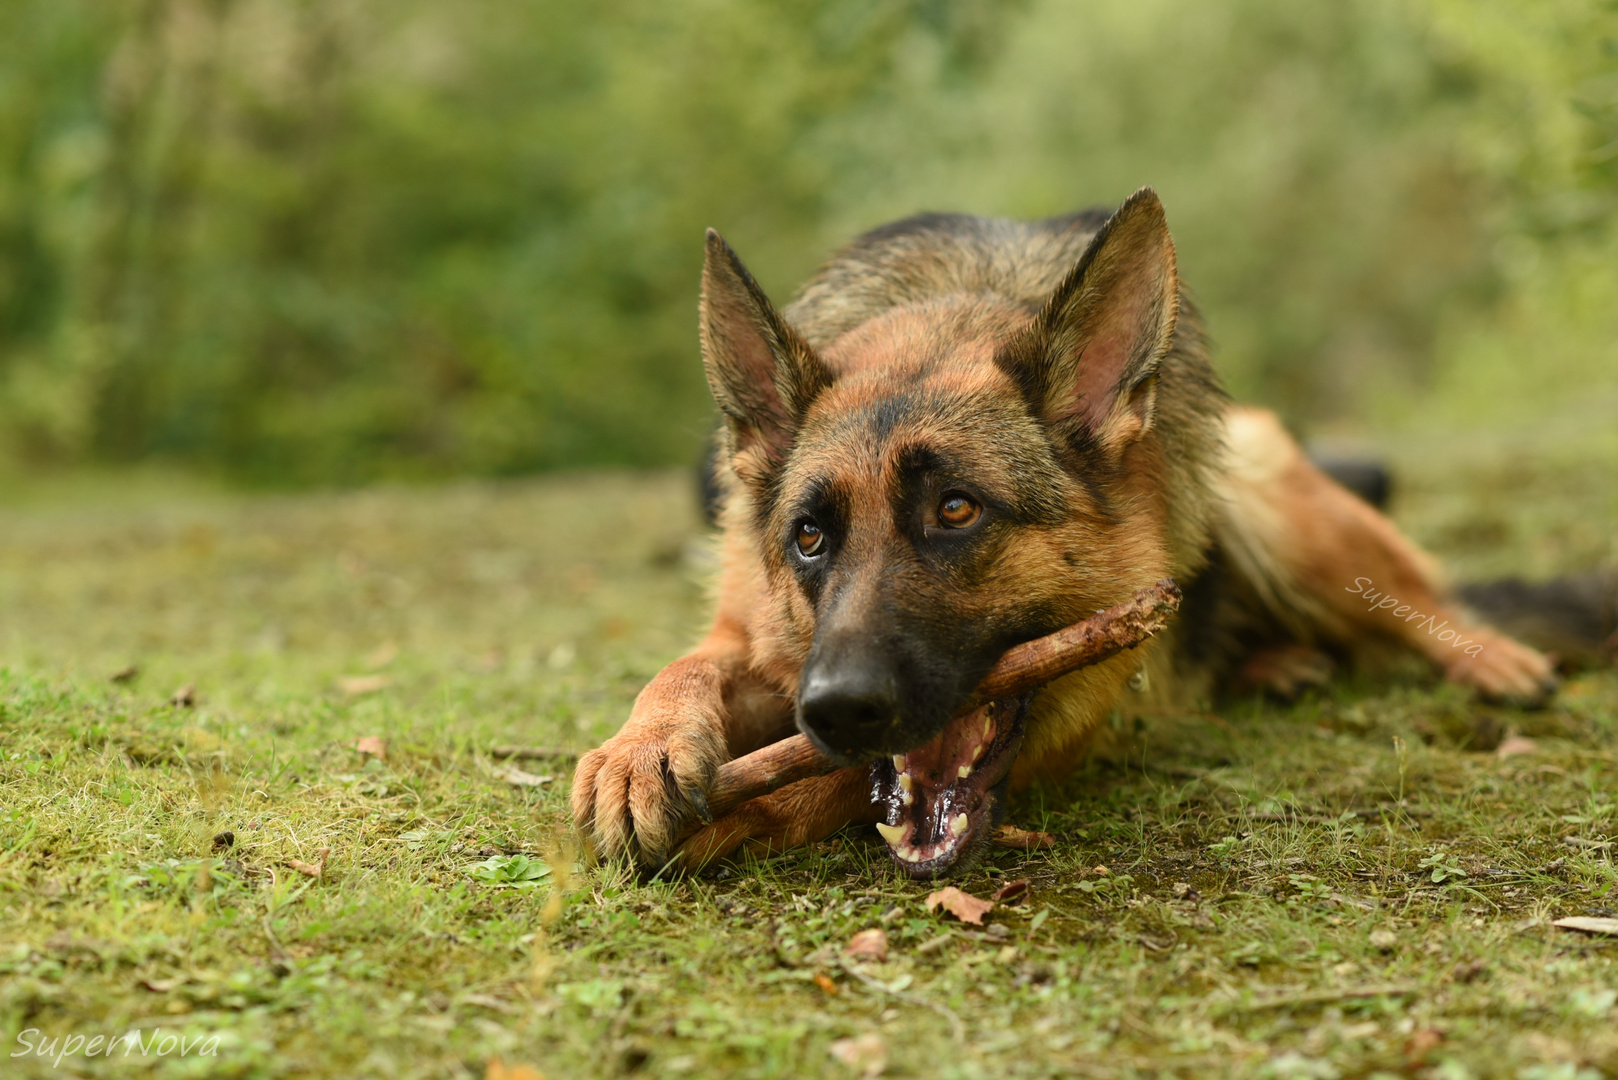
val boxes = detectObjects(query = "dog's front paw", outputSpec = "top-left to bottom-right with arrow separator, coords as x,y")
1443,628 -> 1557,705
570,710 -> 728,871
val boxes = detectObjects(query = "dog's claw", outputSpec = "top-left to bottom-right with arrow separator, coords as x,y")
684,783 -> 714,826
1441,628 -> 1558,707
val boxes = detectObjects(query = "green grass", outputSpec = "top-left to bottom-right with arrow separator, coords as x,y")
1,458 -> 1615,1080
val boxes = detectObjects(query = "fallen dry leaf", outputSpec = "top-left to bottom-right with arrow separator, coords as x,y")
991,878 -> 1030,904
110,664 -> 139,684
828,1033 -> 887,1077
170,683 -> 196,707
1404,1027 -> 1445,1066
286,847 -> 330,879
1496,735 -> 1539,759
993,824 -> 1055,849
491,764 -> 551,787
925,886 -> 994,926
844,928 -> 889,961
485,1060 -> 548,1080
139,978 -> 180,993
353,735 -> 387,759
337,674 -> 392,696
365,641 -> 399,670
1553,916 -> 1618,936
1369,928 -> 1399,951
812,971 -> 838,995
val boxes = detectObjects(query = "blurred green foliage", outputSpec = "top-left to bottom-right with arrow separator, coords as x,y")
0,0 -> 1614,484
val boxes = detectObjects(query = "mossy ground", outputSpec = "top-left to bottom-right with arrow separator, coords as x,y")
1,449 -> 1615,1080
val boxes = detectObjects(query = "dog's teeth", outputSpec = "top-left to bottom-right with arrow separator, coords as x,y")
983,716 -> 993,740
892,754 -> 905,771
898,773 -> 912,792
971,744 -> 984,762
957,764 -> 971,779
898,773 -> 913,806
900,846 -> 922,863
875,822 -> 905,845
950,812 -> 969,837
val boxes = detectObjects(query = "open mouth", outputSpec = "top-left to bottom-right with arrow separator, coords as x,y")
868,695 -> 1029,878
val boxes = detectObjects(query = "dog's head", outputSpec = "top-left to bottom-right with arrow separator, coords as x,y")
701,190 -> 1181,873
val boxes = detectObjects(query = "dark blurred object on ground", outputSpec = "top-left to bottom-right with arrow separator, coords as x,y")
1459,570 -> 1618,671
1312,456 -> 1393,510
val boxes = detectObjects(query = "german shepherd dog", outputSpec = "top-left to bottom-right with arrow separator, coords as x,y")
571,188 -> 1559,879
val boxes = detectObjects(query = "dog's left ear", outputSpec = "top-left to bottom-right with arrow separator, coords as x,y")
996,187 -> 1178,455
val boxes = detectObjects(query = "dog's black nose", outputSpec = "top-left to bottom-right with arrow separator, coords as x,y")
797,659 -> 901,764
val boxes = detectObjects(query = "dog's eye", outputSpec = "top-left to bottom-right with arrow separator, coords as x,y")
795,520 -> 825,557
938,494 -> 982,529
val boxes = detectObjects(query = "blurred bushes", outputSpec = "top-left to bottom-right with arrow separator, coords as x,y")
0,0 -> 1613,484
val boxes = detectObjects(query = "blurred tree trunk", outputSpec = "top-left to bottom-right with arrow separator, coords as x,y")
84,0 -> 229,461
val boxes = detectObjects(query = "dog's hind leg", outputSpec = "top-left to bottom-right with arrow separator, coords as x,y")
1230,643 -> 1336,700
1212,406 -> 1556,703
669,766 -> 882,874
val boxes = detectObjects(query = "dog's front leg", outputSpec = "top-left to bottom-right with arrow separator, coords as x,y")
668,766 -> 880,873
571,619 -> 793,871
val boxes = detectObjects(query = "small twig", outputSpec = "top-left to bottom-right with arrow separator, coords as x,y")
262,867 -> 291,963
490,745 -> 580,761
836,957 -> 965,1041
1562,837 -> 1613,852
1217,983 -> 1416,1015
1237,805 -> 1432,825
262,916 -> 291,963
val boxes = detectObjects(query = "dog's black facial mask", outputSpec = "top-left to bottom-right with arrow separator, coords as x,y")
786,447 -> 1066,766
794,580 -> 1009,765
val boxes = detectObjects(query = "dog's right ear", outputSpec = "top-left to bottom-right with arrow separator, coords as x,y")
700,229 -> 830,477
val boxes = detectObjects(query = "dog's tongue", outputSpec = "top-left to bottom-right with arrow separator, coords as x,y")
871,697 -> 1027,877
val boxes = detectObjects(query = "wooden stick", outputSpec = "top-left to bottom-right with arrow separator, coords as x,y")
700,578 -> 1181,823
